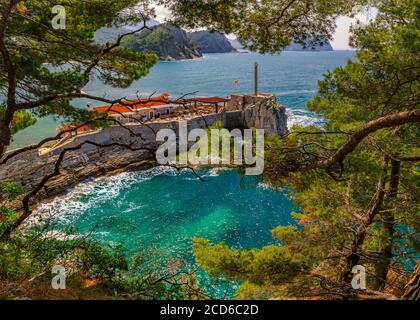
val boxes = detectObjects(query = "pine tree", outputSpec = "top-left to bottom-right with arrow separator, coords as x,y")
192,0 -> 419,300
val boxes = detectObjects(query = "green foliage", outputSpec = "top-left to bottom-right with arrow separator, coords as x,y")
193,238 -> 306,286
205,120 -> 232,161
0,181 -> 24,201
123,23 -> 200,60
125,27 -> 173,54
158,0 -> 369,53
0,231 -> 78,282
191,0 -> 420,299
309,0 -> 419,128
1,0 -> 418,300
0,0 -> 158,151
0,107 -> 37,135
10,111 -> 37,134
0,207 -> 18,235
76,242 -> 206,299
78,243 -> 128,280
0,182 -> 24,236
0,230 -> 204,300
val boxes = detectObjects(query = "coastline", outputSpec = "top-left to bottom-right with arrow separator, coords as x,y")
9,51 -> 356,150
12,160 -> 157,216
3,95 -> 287,216
25,163 -> 247,222
158,51 -> 238,62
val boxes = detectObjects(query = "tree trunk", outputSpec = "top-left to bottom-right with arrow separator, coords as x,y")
303,109 -> 420,171
402,264 -> 420,300
0,119 -> 12,157
341,160 -> 387,283
374,159 -> 400,290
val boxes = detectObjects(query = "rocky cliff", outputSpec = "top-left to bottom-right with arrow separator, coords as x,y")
228,94 -> 288,137
122,23 -> 202,61
96,24 -> 236,61
0,97 -> 287,205
187,31 -> 236,54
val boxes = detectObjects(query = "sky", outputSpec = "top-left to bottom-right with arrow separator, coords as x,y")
332,9 -> 377,49
153,4 -> 377,50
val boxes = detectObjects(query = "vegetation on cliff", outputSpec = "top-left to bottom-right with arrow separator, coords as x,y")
122,25 -> 237,60
187,31 -> 236,54
122,23 -> 202,61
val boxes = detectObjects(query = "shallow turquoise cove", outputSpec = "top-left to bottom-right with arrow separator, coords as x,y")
32,167 -> 297,297
35,167 -> 296,255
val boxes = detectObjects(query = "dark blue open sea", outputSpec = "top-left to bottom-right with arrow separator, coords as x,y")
12,51 -> 355,149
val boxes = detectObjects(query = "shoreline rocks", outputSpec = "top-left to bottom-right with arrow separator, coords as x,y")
1,95 -> 287,208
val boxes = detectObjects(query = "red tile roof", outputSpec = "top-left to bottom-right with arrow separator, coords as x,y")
93,93 -> 171,115
57,94 -> 231,135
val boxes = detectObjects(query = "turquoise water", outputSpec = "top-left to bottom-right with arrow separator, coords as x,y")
32,167 -> 298,297
33,168 -> 297,255
11,51 -> 355,149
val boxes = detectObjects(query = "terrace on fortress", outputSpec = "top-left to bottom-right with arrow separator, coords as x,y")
57,92 -> 275,137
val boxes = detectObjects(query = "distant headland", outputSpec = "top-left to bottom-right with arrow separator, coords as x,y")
95,21 -> 236,61
95,22 -> 333,61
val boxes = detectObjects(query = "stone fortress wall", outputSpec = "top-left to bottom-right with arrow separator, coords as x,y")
0,94 -> 287,202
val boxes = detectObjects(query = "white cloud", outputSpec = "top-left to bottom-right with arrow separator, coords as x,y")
154,4 -> 170,22
332,16 -> 356,50
332,8 -> 378,50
